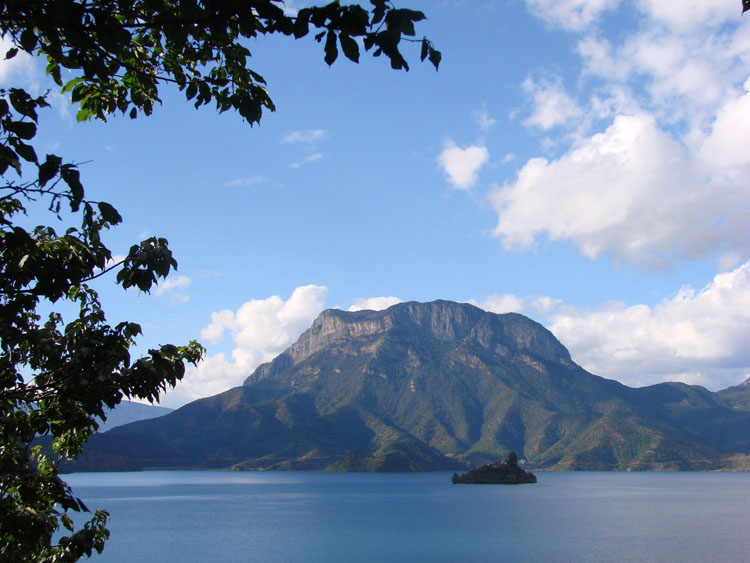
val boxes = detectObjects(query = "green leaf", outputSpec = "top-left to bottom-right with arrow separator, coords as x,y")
428,48 -> 441,70
339,34 -> 360,63
14,141 -> 37,164
19,29 -> 37,52
5,120 -> 37,140
61,77 -> 85,94
294,9 -> 311,38
385,9 -> 425,37
0,144 -> 20,175
60,165 -> 84,208
9,88 -> 35,118
370,0 -> 387,25
76,107 -> 95,122
97,202 -> 122,225
38,155 -> 62,187
324,30 -> 338,65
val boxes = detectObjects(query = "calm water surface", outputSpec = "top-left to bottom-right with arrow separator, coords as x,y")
65,470 -> 750,562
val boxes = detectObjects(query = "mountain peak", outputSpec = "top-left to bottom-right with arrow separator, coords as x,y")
244,300 -> 570,386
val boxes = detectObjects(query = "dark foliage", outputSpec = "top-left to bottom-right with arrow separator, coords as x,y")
0,1 -> 439,560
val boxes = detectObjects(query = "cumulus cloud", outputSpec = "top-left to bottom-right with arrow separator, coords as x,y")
199,284 -> 327,354
282,129 -> 327,143
469,266 -> 750,390
525,0 -> 619,31
154,275 -> 192,301
577,36 -> 627,82
348,296 -> 403,312
548,263 -> 750,389
719,252 -> 741,273
471,294 -> 567,318
160,285 -> 328,407
636,0 -> 737,32
571,2 -> 749,127
437,141 -> 490,190
489,113 -> 750,267
698,82 -> 750,171
470,294 -> 525,315
500,0 -> 750,270
522,76 -> 584,130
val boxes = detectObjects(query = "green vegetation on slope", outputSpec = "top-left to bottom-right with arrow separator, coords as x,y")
75,301 -> 750,472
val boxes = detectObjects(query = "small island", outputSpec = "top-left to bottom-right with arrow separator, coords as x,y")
451,452 -> 537,485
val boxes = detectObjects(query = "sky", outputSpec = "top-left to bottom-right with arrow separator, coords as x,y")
3,0 -> 750,407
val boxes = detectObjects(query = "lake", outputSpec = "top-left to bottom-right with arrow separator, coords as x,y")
65,470 -> 750,562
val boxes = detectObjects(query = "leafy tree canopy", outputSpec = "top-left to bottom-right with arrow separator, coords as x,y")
0,1 -> 439,560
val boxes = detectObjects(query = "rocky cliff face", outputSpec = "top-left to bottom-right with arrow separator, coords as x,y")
244,300 -> 570,385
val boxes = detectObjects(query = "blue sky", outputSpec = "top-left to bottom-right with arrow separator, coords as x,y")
4,0 -> 750,407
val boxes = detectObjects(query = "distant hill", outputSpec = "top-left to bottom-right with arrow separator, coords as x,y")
75,301 -> 750,472
97,401 -> 173,432
716,377 -> 750,410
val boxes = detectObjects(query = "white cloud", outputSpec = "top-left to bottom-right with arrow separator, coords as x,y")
636,0 -> 737,32
719,252 -> 741,273
468,266 -> 750,390
280,0 -> 303,16
199,284 -> 327,356
104,254 -> 127,269
201,309 -> 236,345
489,113 -> 750,268
502,4 -> 750,268
437,141 -> 490,190
698,85 -> 750,170
282,129 -> 327,143
470,294 -> 525,315
572,4 -> 750,130
577,36 -> 627,81
348,296 -> 402,312
305,153 -> 323,162
522,76 -> 584,130
548,263 -> 750,389
0,35 -> 40,89
470,294 -> 567,318
525,0 -> 619,31
224,175 -> 270,187
531,296 -> 565,316
160,285 -> 328,407
154,275 -> 192,298
473,105 -> 497,131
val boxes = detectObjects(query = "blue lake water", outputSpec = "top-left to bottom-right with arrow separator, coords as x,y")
65,470 -> 750,562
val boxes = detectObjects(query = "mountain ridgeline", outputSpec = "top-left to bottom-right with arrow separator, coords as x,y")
76,300 -> 750,472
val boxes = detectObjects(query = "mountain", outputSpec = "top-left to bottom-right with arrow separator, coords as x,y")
97,400 -> 173,432
716,377 -> 750,410
75,300 -> 750,472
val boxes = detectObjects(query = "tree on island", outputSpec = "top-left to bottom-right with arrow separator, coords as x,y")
451,452 -> 536,485
0,1 -> 440,560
